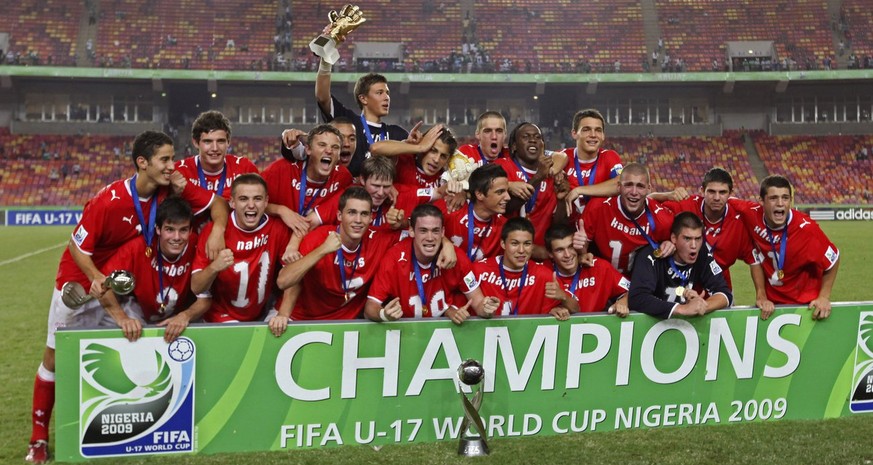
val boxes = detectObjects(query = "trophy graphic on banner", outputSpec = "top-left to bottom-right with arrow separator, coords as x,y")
61,270 -> 136,308
309,4 -> 367,65
457,359 -> 489,456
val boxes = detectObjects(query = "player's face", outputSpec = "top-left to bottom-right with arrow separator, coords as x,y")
619,172 -> 649,216
194,129 -> 229,171
360,82 -> 390,117
411,215 -> 444,262
338,198 -> 373,243
362,175 -> 393,208
476,117 -> 506,160
548,236 -> 578,275
572,117 -> 605,157
501,230 -> 534,270
140,144 -> 176,186
157,219 -> 192,260
419,139 -> 451,176
333,122 -> 357,167
762,186 -> 792,228
230,183 -> 268,231
702,182 -> 731,217
477,177 -> 511,215
306,132 -> 341,181
672,227 -> 704,265
513,124 -> 544,166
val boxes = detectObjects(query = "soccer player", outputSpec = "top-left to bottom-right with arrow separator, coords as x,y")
578,163 -> 674,277
652,167 -> 754,287
444,163 -> 510,261
261,124 -> 353,235
27,130 -> 226,464
473,218 -> 578,317
365,204 -> 500,324
174,110 -> 259,202
457,110 -> 509,166
98,197 -> 210,343
545,224 -> 631,316
191,174 -> 292,322
370,124 -> 457,191
628,212 -> 733,319
495,122 -> 557,258
281,116 -> 358,168
741,175 -> 840,320
562,109 -> 624,217
315,55 -> 410,176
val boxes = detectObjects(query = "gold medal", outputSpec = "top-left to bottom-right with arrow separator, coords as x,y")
653,249 -> 662,258
159,303 -> 167,315
777,269 -> 784,280
145,246 -> 153,258
344,292 -> 351,303
675,286 -> 686,298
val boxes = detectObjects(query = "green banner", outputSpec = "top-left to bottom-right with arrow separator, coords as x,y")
56,303 -> 873,461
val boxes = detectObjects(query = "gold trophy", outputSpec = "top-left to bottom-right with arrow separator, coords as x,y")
61,270 -> 136,308
309,4 -> 366,65
442,151 -> 477,191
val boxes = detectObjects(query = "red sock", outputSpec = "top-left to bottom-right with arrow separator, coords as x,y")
30,372 -> 55,444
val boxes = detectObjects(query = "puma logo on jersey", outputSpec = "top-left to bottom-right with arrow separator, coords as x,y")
110,190 -> 121,201
122,215 -> 134,224
799,219 -> 811,229
648,254 -> 656,267
653,204 -> 665,214
398,251 -> 408,262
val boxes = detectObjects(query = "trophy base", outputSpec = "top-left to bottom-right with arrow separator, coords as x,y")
309,35 -> 340,65
458,437 -> 489,457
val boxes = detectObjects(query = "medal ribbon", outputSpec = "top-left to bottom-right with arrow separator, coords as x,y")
372,203 -> 384,227
298,161 -> 326,216
573,148 -> 599,186
512,158 -> 539,214
156,251 -> 172,314
668,257 -> 691,287
197,157 -> 227,197
629,204 -> 659,251
360,113 -> 388,146
129,175 -> 157,252
412,245 -> 436,317
765,212 -> 789,274
337,235 -> 363,301
553,263 -> 582,294
498,256 -> 528,315
466,202 -> 492,260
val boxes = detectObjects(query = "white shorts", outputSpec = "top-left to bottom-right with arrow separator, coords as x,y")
45,288 -> 141,349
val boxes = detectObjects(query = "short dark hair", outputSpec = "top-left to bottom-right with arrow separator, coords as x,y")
308,124 -> 344,147
230,173 -> 268,197
436,126 -> 458,155
759,175 -> 793,199
701,167 -> 734,191
507,122 -> 540,156
410,204 -> 443,229
354,73 -> 388,110
544,224 -> 575,252
468,163 -> 508,198
572,108 -> 606,132
156,196 -> 194,228
132,131 -> 174,168
360,155 -> 395,182
191,110 -> 231,142
501,217 -> 535,241
339,186 -> 373,211
671,211 -> 704,236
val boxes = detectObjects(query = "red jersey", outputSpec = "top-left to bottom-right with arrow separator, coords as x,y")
494,157 -> 557,246
261,158 -> 353,215
561,147 -> 623,220
312,187 -> 433,232
662,196 -> 754,287
473,257 -> 562,315
394,155 -> 443,191
741,207 -> 839,305
294,225 -> 400,320
553,258 -> 630,313
174,155 -> 259,201
444,201 -> 508,261
458,143 -> 509,167
193,214 -> 291,322
60,177 -> 214,290
102,236 -> 197,322
582,196 -> 674,276
368,242 -> 479,317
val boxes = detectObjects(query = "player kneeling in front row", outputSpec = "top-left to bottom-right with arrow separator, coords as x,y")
98,197 -> 211,343
628,212 -> 732,319
365,204 -> 500,324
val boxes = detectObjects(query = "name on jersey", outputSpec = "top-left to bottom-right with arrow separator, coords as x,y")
479,272 -> 536,290
236,233 -> 269,251
610,217 -> 649,235
190,177 -> 234,192
563,277 -> 596,289
408,268 -> 442,282
333,256 -> 366,268
752,225 -> 780,242
151,259 -> 191,278
705,226 -> 723,237
291,179 -> 340,197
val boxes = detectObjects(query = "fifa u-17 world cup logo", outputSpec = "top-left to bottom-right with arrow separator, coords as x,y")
850,312 -> 873,412
456,359 -> 489,456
